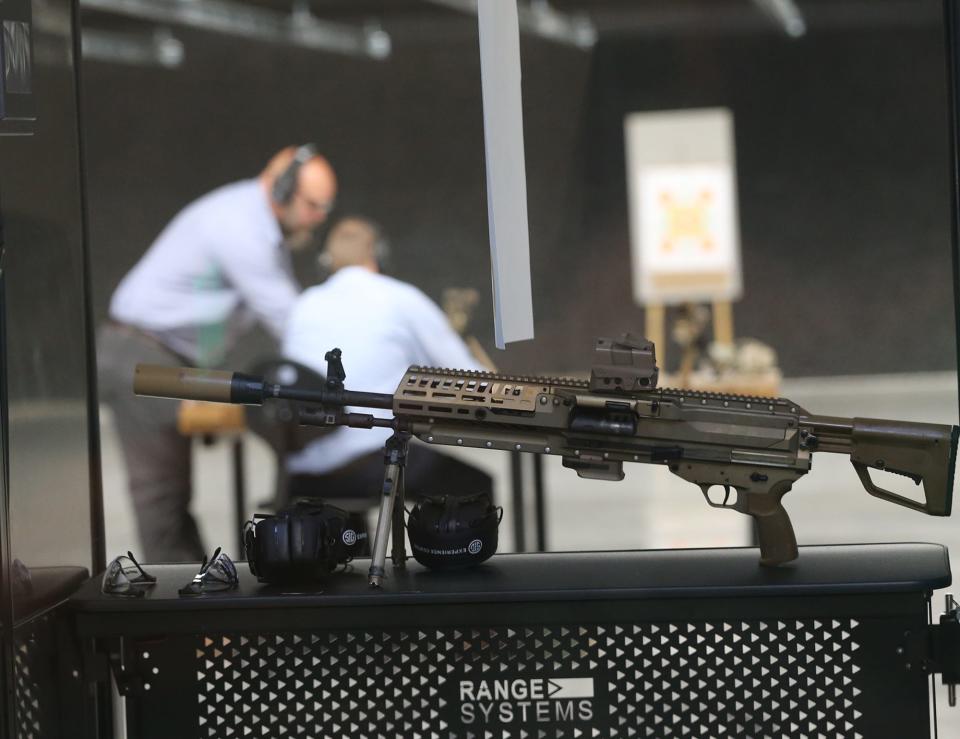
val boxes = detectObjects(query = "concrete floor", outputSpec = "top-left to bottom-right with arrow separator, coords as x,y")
101,371 -> 960,735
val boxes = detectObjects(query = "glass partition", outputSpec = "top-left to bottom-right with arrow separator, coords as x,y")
79,0 -> 958,574
1,0 -> 99,610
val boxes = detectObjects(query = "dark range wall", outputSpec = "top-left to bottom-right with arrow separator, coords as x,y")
82,19 -> 593,370
80,12 -> 956,377
579,26 -> 956,377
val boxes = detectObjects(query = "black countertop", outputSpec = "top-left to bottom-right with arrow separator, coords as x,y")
68,543 -> 951,614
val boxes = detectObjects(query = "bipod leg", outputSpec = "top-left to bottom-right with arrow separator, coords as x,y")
391,464 -> 408,569
368,432 -> 410,587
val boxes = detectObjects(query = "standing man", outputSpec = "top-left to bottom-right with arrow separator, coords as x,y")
282,216 -> 493,503
98,145 -> 337,561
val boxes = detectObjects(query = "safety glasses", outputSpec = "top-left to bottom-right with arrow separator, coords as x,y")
178,547 -> 239,596
101,551 -> 156,598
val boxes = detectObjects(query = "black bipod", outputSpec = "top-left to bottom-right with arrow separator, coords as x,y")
320,347 -> 408,587
368,431 -> 411,587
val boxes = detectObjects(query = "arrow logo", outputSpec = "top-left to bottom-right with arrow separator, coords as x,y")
546,678 -> 595,699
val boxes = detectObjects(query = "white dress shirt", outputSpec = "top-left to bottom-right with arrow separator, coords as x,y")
109,179 -> 299,367
283,266 -> 484,474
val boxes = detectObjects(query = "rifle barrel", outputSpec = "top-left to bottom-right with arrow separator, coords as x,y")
134,364 -> 395,411
274,385 -> 394,411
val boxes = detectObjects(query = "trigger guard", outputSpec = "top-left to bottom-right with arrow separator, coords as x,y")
700,483 -> 740,510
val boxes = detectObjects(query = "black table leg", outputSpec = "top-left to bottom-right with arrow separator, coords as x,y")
533,453 -> 546,552
510,450 -> 525,552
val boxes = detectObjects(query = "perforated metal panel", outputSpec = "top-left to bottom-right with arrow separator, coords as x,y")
13,632 -> 43,739
602,618 -> 863,738
12,611 -> 61,739
190,617 -> 865,739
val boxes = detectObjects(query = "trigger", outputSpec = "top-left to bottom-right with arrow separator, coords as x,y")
723,485 -> 731,506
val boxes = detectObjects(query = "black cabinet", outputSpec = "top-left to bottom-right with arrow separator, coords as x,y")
71,544 -> 950,739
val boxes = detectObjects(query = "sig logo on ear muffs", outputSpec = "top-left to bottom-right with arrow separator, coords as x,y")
406,492 -> 502,570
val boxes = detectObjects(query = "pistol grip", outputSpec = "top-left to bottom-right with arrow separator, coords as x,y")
746,491 -> 798,567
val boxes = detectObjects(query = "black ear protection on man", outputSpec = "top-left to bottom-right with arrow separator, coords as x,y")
243,499 -> 367,583
406,492 -> 501,570
316,216 -> 391,277
272,143 -> 319,206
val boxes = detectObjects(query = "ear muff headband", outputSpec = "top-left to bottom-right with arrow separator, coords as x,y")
316,220 -> 391,277
272,143 -> 319,205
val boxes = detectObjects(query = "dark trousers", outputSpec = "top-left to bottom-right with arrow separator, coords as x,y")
288,445 -> 493,509
97,323 -> 205,562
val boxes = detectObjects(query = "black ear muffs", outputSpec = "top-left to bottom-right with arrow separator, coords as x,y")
315,220 -> 391,279
244,499 -> 368,583
272,143 -> 319,206
406,492 -> 502,570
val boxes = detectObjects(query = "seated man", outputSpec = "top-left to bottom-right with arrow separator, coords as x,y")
282,216 -> 493,502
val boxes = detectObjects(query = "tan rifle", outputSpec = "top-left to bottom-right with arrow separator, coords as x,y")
133,334 -> 958,585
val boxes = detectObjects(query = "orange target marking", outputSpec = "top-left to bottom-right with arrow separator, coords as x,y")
659,189 -> 715,253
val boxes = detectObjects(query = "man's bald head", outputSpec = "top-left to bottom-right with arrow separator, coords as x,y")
320,217 -> 385,274
261,145 -> 338,250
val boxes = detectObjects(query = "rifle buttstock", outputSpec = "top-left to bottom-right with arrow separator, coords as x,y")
849,420 -> 958,516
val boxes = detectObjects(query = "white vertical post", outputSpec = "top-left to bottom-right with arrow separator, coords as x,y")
478,0 -> 535,348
